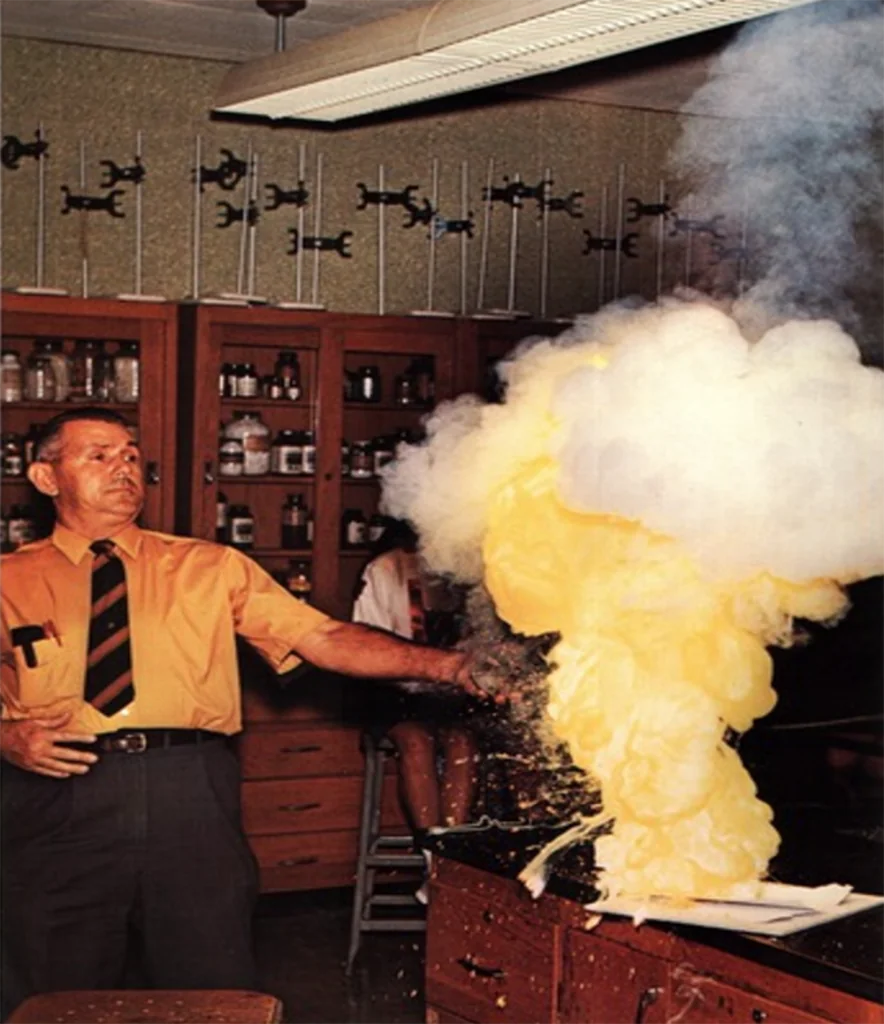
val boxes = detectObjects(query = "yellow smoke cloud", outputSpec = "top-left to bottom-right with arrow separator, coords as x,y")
382,298 -> 883,899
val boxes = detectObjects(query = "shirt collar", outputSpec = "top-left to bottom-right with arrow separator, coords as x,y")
52,522 -> 144,565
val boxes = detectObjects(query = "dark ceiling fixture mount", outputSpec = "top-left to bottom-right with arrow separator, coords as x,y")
256,0 -> 307,53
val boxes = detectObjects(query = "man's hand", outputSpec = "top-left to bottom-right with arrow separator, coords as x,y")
0,711 -> 98,778
454,651 -> 511,705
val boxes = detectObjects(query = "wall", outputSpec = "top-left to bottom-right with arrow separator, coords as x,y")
2,37 -> 700,319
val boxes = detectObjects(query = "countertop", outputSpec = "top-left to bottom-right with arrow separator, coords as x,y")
424,807 -> 884,1005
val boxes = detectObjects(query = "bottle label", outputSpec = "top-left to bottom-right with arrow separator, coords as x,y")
346,519 -> 366,545
301,446 -> 316,475
272,445 -> 302,475
230,517 -> 254,545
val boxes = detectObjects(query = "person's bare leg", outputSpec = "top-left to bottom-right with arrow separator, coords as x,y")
439,727 -> 478,826
387,721 -> 440,830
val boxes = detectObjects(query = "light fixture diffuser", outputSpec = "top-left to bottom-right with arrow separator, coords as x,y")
214,0 -> 819,123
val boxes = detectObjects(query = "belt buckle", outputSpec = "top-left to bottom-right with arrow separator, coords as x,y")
113,731 -> 148,754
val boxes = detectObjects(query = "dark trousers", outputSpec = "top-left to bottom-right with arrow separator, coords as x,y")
1,738 -> 259,1020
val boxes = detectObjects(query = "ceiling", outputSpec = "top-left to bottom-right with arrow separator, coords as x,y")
0,0 -> 439,64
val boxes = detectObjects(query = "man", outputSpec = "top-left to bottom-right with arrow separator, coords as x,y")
0,408 -> 490,1016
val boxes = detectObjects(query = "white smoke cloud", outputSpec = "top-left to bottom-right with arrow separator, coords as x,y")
669,0 -> 883,347
383,298 -> 884,589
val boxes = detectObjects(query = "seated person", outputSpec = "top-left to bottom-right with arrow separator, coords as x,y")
352,521 -> 479,896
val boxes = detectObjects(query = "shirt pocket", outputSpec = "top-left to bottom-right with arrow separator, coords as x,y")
12,636 -> 73,704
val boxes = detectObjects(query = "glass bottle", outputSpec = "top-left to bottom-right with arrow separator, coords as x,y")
216,491 -> 229,544
357,365 -> 381,403
228,504 -> 255,550
221,362 -> 238,398
23,423 -> 41,466
8,504 -> 36,548
350,441 -> 373,479
238,363 -> 259,398
46,339 -> 72,402
368,513 -> 388,545
93,343 -> 116,403
300,430 -> 316,475
224,411 -> 271,476
23,342 -> 56,402
394,372 -> 416,407
0,351 -> 22,403
340,439 -> 351,477
412,356 -> 436,407
275,350 -> 301,401
70,339 -> 100,402
372,434 -> 395,475
285,559 -> 312,603
1,433 -> 24,477
271,429 -> 303,476
219,437 -> 245,477
341,508 -> 367,548
114,341 -> 140,403
281,493 -> 309,549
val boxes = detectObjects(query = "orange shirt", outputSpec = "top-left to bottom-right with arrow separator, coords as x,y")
0,523 -> 329,735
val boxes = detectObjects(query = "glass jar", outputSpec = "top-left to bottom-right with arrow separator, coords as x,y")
372,435 -> 396,475
93,344 -> 116,403
70,339 -> 100,402
237,363 -> 259,398
224,411 -> 270,476
262,375 -> 283,400
228,504 -> 255,550
341,439 -> 351,477
341,508 -> 367,548
0,351 -> 22,403
357,365 -> 381,403
270,429 -> 303,476
46,339 -> 72,402
350,440 -> 373,479
275,350 -> 301,401
114,341 -> 140,403
1,433 -> 24,477
285,559 -> 312,603
300,430 -> 316,475
281,493 -> 309,549
216,491 -> 229,543
24,343 -> 56,402
218,437 -> 245,477
221,362 -> 238,398
7,504 -> 36,548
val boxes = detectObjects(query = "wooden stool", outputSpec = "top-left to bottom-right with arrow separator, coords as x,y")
7,989 -> 283,1023
345,732 -> 426,976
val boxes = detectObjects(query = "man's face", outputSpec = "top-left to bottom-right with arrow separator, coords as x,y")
43,419 -> 145,529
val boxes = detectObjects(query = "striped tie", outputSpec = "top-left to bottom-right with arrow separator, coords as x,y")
85,539 -> 135,715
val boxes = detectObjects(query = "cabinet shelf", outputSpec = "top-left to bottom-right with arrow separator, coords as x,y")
218,475 -> 316,485
220,399 -> 310,411
344,402 -> 433,413
2,401 -> 138,412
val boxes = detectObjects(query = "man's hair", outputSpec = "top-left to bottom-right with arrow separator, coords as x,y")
35,408 -> 134,463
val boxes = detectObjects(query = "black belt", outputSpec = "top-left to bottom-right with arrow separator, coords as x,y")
81,729 -> 223,755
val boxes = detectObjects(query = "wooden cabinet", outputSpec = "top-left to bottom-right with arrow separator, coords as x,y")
1,293 -> 178,541
177,306 -> 462,891
426,857 -> 883,1024
426,860 -> 561,1024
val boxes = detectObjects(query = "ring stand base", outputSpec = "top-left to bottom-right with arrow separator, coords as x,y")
472,308 -> 528,320
276,300 -> 326,311
117,293 -> 167,302
409,309 -> 456,318
15,285 -> 69,296
217,292 -> 268,305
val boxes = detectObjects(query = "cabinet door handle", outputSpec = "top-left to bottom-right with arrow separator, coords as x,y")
145,461 -> 160,485
203,461 -> 215,484
456,955 -> 505,980
279,744 -> 322,754
279,802 -> 321,813
634,985 -> 662,1024
279,855 -> 319,867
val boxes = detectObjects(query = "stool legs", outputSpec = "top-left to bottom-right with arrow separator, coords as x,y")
346,734 -> 426,977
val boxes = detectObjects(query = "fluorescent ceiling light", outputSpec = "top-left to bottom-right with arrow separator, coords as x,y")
214,0 -> 818,123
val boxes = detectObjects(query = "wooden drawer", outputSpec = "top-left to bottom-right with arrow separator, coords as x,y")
426,882 -> 558,1023
249,830 -> 358,892
561,929 -> 670,1024
671,976 -> 833,1023
241,774 -> 405,835
426,1007 -> 474,1024
238,725 -> 364,779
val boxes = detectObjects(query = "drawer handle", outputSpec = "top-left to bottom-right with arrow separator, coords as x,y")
279,856 -> 319,867
279,802 -> 321,813
279,744 -> 322,754
456,955 -> 505,981
634,986 -> 662,1024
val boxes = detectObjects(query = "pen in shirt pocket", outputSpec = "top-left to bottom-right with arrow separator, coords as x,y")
42,620 -> 63,647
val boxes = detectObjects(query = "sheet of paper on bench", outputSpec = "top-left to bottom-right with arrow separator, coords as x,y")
584,883 -> 884,936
